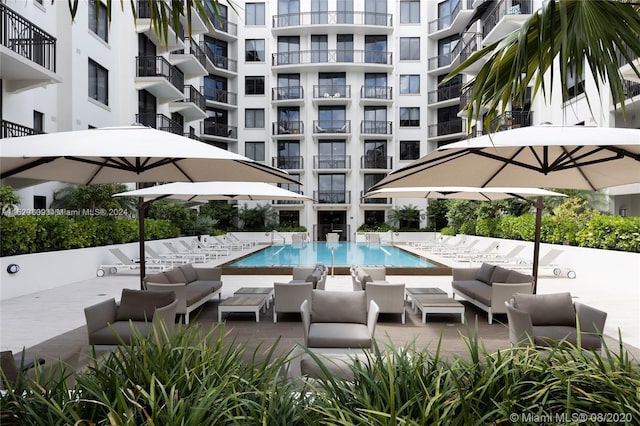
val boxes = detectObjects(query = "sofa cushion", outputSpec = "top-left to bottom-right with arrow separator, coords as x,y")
145,272 -> 170,285
184,285 -> 213,306
490,266 -> 511,285
305,274 -> 319,289
476,263 -> 496,284
165,268 -> 188,284
452,281 -> 493,306
89,322 -> 155,346
307,323 -> 372,348
311,290 -> 366,324
513,292 -> 575,326
506,269 -> 532,283
116,289 -> 175,322
189,281 -> 222,295
178,263 -> 198,283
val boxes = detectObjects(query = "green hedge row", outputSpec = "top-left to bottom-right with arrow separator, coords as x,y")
0,216 -> 179,256
459,214 -> 640,252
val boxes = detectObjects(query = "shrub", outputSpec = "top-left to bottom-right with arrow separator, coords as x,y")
495,214 -> 536,241
0,216 -> 38,256
459,220 -> 476,235
577,215 -> 640,252
440,227 -> 456,236
475,218 -> 497,237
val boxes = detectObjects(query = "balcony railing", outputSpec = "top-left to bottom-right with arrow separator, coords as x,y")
201,42 -> 237,72
360,155 -> 392,169
273,192 -> 304,205
460,32 -> 483,63
136,0 -> 182,36
272,156 -> 304,169
204,7 -> 237,36
181,85 -> 206,110
135,113 -> 183,135
1,120 -> 44,138
171,37 -> 207,69
272,50 -> 392,66
428,82 -> 463,104
272,86 -> 304,101
360,121 -> 392,135
314,190 -> 351,204
360,85 -> 392,100
624,81 -> 640,99
136,56 -> 184,91
204,87 -> 237,106
201,120 -> 237,138
483,0 -> 533,38
313,120 -> 350,134
313,85 -> 351,99
360,190 -> 389,204
428,118 -> 463,137
272,11 -> 392,28
427,0 -> 473,32
273,121 -> 304,135
1,3 -> 56,72
486,110 -> 533,133
313,155 -> 351,169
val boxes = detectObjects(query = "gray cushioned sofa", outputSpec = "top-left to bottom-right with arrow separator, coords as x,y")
505,292 -> 607,350
84,289 -> 177,348
452,263 -> 533,324
144,263 -> 223,324
350,265 -> 387,291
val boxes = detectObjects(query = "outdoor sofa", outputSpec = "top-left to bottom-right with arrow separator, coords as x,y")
452,262 -> 533,324
144,263 -> 223,324
350,265 -> 387,291
290,264 -> 327,290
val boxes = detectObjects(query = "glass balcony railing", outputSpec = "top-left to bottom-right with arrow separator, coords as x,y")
314,190 -> 351,204
201,120 -> 237,138
360,121 -> 392,135
272,156 -> 304,169
313,155 -> 351,169
360,155 -> 392,169
360,85 -> 392,100
313,85 -> 351,99
272,11 -> 392,28
272,86 -> 304,101
273,121 -> 304,135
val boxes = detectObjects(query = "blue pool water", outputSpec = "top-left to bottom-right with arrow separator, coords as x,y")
227,242 -> 437,268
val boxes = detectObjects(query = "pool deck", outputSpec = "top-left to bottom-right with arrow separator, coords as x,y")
1,241 -> 639,365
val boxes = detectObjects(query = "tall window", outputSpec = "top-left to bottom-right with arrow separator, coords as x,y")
400,75 -> 420,94
33,111 -> 44,133
278,0 -> 300,26
364,174 -> 385,192
318,106 -> 346,132
277,36 -> 300,65
245,39 -> 265,62
89,0 -> 108,42
438,0 -> 460,29
318,174 -> 346,203
245,76 -> 265,95
363,106 -> 387,133
438,35 -> 459,68
364,141 -> 387,168
278,107 -> 301,133
204,37 -> 228,68
400,37 -> 420,60
245,109 -> 265,128
337,34 -> 353,62
400,107 -> 420,127
277,141 -> 301,168
318,72 -> 346,97
364,73 -> 388,98
318,140 -> 346,168
337,0 -> 353,24
311,0 -> 328,24
400,0 -> 419,23
400,140 -> 420,160
365,35 -> 387,64
311,35 -> 328,63
565,66 -> 585,101
245,142 -> 265,161
277,73 -> 301,99
204,75 -> 227,102
88,58 -> 108,105
365,0 -> 387,25
246,3 -> 265,25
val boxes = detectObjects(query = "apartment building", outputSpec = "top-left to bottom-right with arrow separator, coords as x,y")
1,0 -> 638,241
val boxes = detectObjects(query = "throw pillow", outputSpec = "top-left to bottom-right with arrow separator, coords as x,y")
490,266 -> 511,285
513,292 -> 576,326
476,263 -> 496,284
179,263 -> 198,283
165,268 -> 188,284
116,289 -> 175,322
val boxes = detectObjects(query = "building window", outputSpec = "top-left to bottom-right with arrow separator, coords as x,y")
245,76 -> 265,95
365,35 -> 387,64
318,174 -> 346,203
88,59 -> 108,105
364,0 -> 387,25
279,209 -> 300,226
245,142 -> 265,161
565,65 -> 585,101
400,0 -> 419,23
245,39 -> 265,62
311,35 -> 328,63
33,111 -> 44,133
33,195 -> 46,209
400,107 -> 420,126
312,0 -> 328,24
89,0 -> 108,42
400,75 -> 420,94
336,34 -> 353,62
400,37 -> 420,60
277,36 -> 301,65
245,109 -> 265,128
246,3 -> 265,25
337,0 -> 353,24
400,140 -> 420,160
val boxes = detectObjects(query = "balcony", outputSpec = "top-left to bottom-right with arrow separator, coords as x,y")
360,155 -> 392,170
135,113 -> 183,135
272,156 -> 304,170
272,86 -> 304,105
169,38 -> 208,78
360,121 -> 392,138
313,120 -> 350,135
272,121 -> 304,139
313,155 -> 351,170
483,0 -> 533,45
204,87 -> 238,110
200,120 -> 237,142
427,0 -> 475,39
360,190 -> 391,205
169,85 -> 207,121
272,11 -> 393,35
359,86 -> 393,106
313,85 -> 351,105
272,191 -> 305,205
1,120 -> 44,139
272,50 -> 392,72
201,42 -> 237,76
428,82 -> 463,109
313,190 -> 351,205
135,0 -> 184,52
428,118 -> 464,139
0,3 -> 61,92
135,56 -> 184,102
485,110 -> 533,133
619,47 -> 640,83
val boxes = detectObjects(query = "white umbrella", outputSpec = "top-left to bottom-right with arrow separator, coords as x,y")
114,181 -> 312,202
363,186 -> 566,201
0,126 -> 299,286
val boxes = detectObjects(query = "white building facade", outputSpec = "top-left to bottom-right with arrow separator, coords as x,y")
2,0 -> 638,240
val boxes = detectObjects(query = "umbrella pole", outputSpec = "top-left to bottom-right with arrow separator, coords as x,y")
138,197 -> 146,290
532,196 -> 543,294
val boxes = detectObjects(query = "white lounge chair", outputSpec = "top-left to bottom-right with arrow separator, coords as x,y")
190,238 -> 231,256
476,244 -> 526,265
97,248 -> 170,277
456,241 -> 500,262
509,248 -> 576,278
212,235 -> 244,251
225,233 -> 255,249
162,242 -> 208,263
145,245 -> 190,266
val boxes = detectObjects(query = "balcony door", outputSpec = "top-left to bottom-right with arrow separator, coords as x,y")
364,73 -> 387,98
277,73 -> 301,99
363,106 -> 387,133
318,174 -> 346,203
319,72 -> 346,97
318,106 -> 346,132
278,36 -> 300,65
278,0 -> 300,26
365,0 -> 387,25
318,140 -> 346,168
364,140 -> 387,168
311,0 -> 328,24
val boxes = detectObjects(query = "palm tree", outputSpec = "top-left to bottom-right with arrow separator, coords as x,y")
446,0 -> 640,130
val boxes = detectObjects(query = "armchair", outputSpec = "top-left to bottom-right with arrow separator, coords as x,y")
300,290 -> 379,350
273,282 -> 313,323
366,282 -> 406,323
505,292 -> 607,350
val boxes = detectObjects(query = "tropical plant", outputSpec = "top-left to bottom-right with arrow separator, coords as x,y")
237,204 -> 278,231
147,200 -> 197,233
50,183 -> 135,213
199,200 -> 238,230
387,205 -> 421,230
0,185 -> 20,215
447,0 -> 640,130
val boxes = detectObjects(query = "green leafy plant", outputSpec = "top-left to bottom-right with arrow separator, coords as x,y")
238,204 -> 278,231
387,205 -> 421,231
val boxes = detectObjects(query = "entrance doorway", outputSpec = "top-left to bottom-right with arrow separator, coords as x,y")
317,211 -> 347,241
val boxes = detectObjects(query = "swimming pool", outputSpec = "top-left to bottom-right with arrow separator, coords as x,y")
227,242 -> 438,268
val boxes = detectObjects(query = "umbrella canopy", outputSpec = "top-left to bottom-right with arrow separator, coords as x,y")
114,181 -> 313,202
363,186 -> 566,201
0,126 -> 299,188
372,125 -> 640,191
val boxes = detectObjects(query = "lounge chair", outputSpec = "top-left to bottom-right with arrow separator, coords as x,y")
145,245 -> 190,266
227,233 -> 257,248
190,238 -> 231,256
437,239 -> 480,257
179,239 -> 225,259
97,248 -> 170,277
509,248 -> 576,278
479,244 -> 526,264
456,241 -> 500,262
410,235 -> 452,248
212,235 -> 244,251
162,242 -> 208,263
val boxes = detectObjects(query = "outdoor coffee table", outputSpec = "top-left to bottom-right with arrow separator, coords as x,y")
218,295 -> 267,323
405,287 -> 448,309
412,296 -> 465,324
234,287 -> 274,309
